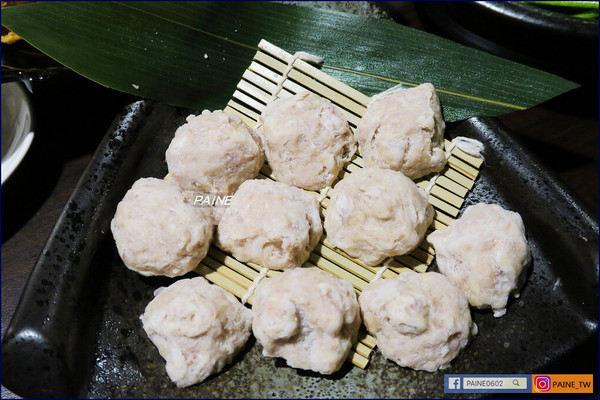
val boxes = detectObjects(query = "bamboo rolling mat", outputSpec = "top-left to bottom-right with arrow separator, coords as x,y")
193,40 -> 483,369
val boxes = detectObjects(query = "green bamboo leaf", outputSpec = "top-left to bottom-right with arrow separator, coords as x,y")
525,1 -> 599,9
573,10 -> 600,18
2,1 -> 578,121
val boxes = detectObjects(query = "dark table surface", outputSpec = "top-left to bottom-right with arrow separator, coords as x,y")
1,2 -> 598,398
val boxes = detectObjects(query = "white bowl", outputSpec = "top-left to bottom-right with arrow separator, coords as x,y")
1,82 -> 34,184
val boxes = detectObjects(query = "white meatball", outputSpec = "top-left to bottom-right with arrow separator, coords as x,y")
428,203 -> 531,317
166,110 -> 263,194
324,167 -> 433,266
217,179 -> 322,270
140,277 -> 252,387
111,178 -> 213,277
259,91 -> 355,190
356,83 -> 446,179
359,271 -> 476,372
252,268 -> 361,374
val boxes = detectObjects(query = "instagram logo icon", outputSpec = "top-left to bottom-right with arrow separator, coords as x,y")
534,375 -> 552,392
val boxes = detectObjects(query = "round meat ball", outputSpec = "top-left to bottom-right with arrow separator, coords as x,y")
252,268 -> 361,374
166,110 -> 263,194
324,167 -> 433,266
359,271 -> 477,372
140,277 -> 252,387
428,203 -> 531,317
217,179 -> 322,270
111,178 -> 213,277
356,83 -> 446,179
259,91 -> 355,191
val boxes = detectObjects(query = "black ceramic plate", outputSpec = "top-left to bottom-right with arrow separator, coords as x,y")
1,101 -> 598,398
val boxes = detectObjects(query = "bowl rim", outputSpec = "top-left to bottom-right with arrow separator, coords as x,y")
475,1 -> 598,34
1,81 -> 34,184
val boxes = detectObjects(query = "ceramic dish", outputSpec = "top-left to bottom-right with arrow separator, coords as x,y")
1,100 -> 597,398
410,1 -> 598,85
1,82 -> 34,184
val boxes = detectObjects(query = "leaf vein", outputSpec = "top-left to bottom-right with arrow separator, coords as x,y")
114,2 -> 258,51
323,65 -> 526,110
114,2 -> 526,111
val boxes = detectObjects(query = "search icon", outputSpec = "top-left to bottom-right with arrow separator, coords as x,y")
512,379 -> 520,387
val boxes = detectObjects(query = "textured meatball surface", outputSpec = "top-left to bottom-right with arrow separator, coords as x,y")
357,83 -> 446,179
166,110 -> 263,194
140,277 -> 252,387
428,203 -> 531,317
217,179 -> 322,270
324,167 -> 433,266
252,268 -> 361,374
359,271 -> 477,371
259,91 -> 355,190
111,178 -> 213,277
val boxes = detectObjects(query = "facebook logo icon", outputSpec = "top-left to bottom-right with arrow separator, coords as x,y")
444,374 -> 532,393
447,376 -> 462,390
